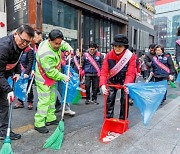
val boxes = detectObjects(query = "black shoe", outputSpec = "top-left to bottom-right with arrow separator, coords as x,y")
46,120 -> 59,126
85,100 -> 91,105
129,99 -> 134,106
92,100 -> 99,105
0,130 -> 21,140
55,106 -> 61,113
34,126 -> 49,134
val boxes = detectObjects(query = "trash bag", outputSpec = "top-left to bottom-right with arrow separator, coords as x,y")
14,75 -> 29,101
126,80 -> 168,125
176,73 -> 180,83
58,65 -> 81,104
7,76 -> 13,88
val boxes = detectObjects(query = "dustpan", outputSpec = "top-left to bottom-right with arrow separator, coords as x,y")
99,84 -> 129,143
80,83 -> 86,98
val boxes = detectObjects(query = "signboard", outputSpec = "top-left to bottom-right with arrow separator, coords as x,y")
6,0 -> 28,31
0,12 -> 7,37
128,0 -> 140,9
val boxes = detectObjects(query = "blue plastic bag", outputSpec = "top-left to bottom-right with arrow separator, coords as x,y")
7,77 -> 13,88
176,73 -> 180,83
126,80 -> 168,125
58,65 -> 80,104
14,75 -> 29,101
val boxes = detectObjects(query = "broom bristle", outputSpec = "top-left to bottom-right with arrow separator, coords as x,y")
0,143 -> 13,154
43,120 -> 64,150
169,81 -> 177,88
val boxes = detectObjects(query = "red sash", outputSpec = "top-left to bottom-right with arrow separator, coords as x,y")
108,49 -> 132,79
61,52 -> 66,66
37,61 -> 61,86
153,56 -> 170,73
6,52 -> 23,71
74,55 -> 80,69
84,52 -> 100,77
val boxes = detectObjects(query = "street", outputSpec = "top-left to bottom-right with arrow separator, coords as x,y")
1,78 -> 180,154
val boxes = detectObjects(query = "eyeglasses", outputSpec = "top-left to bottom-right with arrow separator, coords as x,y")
18,34 -> 31,45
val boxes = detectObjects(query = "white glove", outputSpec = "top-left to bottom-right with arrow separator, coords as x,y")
64,75 -> 70,82
13,74 -> 20,81
101,85 -> 108,95
169,75 -> 174,81
31,70 -> 35,77
7,91 -> 15,103
24,74 -> 29,79
124,86 -> 129,94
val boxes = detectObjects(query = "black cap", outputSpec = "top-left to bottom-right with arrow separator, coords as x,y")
111,34 -> 129,46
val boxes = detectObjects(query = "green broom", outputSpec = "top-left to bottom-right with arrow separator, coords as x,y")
0,103 -> 14,154
169,81 -> 177,88
43,55 -> 71,150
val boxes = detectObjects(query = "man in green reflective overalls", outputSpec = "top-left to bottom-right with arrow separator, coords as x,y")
34,29 -> 71,133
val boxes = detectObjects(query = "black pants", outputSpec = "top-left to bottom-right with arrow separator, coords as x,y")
153,77 -> 167,101
106,86 -> 129,120
85,75 -> 99,101
0,89 -> 9,131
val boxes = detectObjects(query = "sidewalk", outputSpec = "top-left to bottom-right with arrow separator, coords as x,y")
1,88 -> 180,154
93,96 -> 180,154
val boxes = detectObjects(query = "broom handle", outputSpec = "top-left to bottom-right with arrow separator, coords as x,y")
7,103 -> 13,137
26,75 -> 34,95
7,78 -> 15,137
61,55 -> 71,120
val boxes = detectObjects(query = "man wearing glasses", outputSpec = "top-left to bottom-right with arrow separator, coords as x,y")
0,24 -> 34,140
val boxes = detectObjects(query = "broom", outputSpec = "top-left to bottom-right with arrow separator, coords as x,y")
43,55 -> 71,150
169,81 -> 177,88
0,100 -> 14,154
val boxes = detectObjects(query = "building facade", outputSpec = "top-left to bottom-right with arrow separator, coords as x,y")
127,0 -> 156,55
0,0 -> 7,37
6,0 -> 156,54
155,0 -> 180,53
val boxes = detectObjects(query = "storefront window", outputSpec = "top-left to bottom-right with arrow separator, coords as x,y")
82,13 -> 122,53
43,0 -> 78,50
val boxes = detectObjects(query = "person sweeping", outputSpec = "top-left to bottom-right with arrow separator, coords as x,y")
43,54 -> 71,150
34,29 -> 70,134
0,24 -> 34,140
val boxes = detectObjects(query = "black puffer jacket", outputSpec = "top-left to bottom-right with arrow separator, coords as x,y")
144,52 -> 155,71
0,34 -> 23,93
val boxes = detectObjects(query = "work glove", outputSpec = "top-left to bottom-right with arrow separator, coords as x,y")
64,75 -> 70,82
31,70 -> 35,77
13,74 -> 20,82
124,86 -> 129,94
101,85 -> 108,95
169,75 -> 174,81
7,91 -> 15,103
24,74 -> 29,79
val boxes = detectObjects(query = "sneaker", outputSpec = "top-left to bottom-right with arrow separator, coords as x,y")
92,100 -> 99,105
27,102 -> 33,110
0,130 -> 21,140
13,101 -> 24,109
46,120 -> 59,126
64,109 -> 76,116
85,100 -> 91,105
129,99 -> 134,106
34,126 -> 49,134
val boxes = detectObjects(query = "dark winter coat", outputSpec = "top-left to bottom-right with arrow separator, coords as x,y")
0,34 -> 23,93
100,49 -> 136,86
